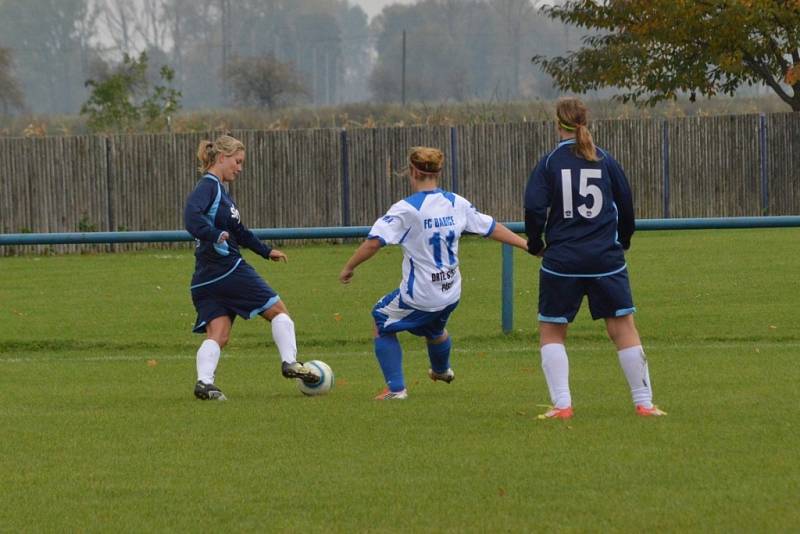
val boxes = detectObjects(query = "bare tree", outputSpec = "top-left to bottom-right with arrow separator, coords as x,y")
225,55 -> 307,109
100,0 -> 139,55
491,0 -> 537,98
136,0 -> 169,52
0,48 -> 24,114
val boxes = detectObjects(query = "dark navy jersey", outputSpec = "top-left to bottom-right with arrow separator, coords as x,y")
184,173 -> 272,287
524,139 -> 635,276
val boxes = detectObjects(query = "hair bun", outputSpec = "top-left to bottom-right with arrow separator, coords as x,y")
408,146 -> 444,174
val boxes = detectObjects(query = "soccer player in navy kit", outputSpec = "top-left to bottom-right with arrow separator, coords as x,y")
339,147 -> 528,399
185,135 -> 318,400
525,98 -> 666,418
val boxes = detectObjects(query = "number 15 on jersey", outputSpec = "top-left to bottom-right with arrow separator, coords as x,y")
561,169 -> 603,219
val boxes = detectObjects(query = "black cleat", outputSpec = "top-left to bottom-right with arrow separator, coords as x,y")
428,368 -> 455,383
282,361 -> 321,384
194,381 -> 227,401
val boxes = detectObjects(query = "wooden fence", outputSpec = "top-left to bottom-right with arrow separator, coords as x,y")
0,112 -> 798,254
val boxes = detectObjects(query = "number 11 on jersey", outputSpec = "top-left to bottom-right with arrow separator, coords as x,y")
429,230 -> 456,268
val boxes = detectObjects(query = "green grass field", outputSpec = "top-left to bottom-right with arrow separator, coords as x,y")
1,229 -> 798,532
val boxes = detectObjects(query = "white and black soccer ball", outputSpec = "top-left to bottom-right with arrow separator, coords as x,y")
297,360 -> 334,396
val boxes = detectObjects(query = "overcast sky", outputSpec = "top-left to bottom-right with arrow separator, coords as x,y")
352,0 -> 416,20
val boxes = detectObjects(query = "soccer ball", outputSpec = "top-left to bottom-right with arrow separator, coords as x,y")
297,360 -> 334,396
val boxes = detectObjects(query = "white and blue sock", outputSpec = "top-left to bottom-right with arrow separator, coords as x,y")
618,345 -> 653,408
427,336 -> 451,373
374,334 -> 405,392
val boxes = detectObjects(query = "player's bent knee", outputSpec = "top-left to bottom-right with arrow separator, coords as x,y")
605,316 -> 640,348
263,302 -> 289,321
209,334 -> 229,348
428,332 -> 449,345
270,312 -> 293,327
375,332 -> 397,341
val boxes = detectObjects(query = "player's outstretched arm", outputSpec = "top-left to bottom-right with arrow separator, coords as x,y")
339,238 -> 382,284
487,223 -> 529,252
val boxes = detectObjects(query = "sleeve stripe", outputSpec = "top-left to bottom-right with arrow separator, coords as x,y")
367,235 -> 387,247
483,218 -> 497,237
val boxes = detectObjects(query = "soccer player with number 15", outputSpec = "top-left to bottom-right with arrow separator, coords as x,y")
525,97 -> 666,419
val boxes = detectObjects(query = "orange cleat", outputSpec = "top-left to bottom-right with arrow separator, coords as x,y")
537,406 -> 573,420
636,404 -> 667,417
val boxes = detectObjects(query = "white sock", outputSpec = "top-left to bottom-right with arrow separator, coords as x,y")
541,343 -> 571,409
196,339 -> 221,384
617,345 -> 653,408
271,313 -> 297,364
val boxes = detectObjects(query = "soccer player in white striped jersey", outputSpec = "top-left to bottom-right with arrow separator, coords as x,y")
339,146 -> 528,399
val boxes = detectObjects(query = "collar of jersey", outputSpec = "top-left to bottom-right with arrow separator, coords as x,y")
557,138 -> 576,148
204,173 -> 221,183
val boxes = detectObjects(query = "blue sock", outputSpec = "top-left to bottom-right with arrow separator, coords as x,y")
374,335 -> 405,392
427,336 -> 452,374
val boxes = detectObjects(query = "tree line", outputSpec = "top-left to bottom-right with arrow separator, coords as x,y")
0,0 -> 582,121
0,0 -> 797,133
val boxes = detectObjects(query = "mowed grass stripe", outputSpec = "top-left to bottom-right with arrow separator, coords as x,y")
1,228 -> 798,531
1,338 -> 797,364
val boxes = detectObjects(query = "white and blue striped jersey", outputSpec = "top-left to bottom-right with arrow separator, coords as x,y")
368,188 -> 496,311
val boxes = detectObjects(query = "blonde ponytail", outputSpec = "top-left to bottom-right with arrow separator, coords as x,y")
574,124 -> 599,162
196,135 -> 245,173
196,140 -> 216,173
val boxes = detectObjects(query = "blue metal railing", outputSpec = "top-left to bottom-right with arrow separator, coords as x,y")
3,216 -> 799,333
3,216 -> 799,246
498,215 -> 800,333
0,226 -> 370,246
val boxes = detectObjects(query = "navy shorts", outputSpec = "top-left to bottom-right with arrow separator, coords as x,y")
372,289 -> 459,339
190,262 -> 280,333
538,268 -> 635,323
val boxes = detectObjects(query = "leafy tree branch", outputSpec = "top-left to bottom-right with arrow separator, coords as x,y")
532,0 -> 800,111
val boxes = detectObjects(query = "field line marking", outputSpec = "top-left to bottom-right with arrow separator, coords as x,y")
2,341 -> 798,364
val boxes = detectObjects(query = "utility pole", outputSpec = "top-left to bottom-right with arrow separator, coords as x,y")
220,0 -> 231,105
312,47 -> 318,106
401,29 -> 407,106
324,50 -> 330,106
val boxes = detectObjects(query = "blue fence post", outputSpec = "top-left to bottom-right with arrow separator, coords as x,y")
501,243 -> 513,334
6,218 -> 800,335
759,113 -> 768,215
450,127 -> 459,194
663,120 -> 670,219
340,129 -> 351,226
105,137 -> 115,233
